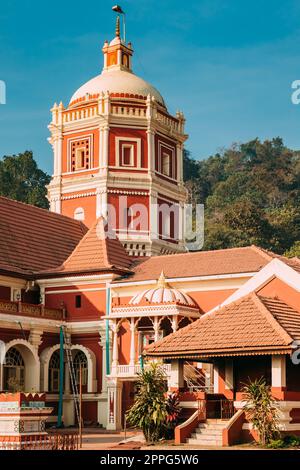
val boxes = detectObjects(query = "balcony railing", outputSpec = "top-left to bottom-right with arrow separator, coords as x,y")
113,363 -> 171,378
0,300 -> 65,321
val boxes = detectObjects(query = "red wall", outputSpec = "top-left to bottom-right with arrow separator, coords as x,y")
257,277 -> 300,313
45,285 -> 106,322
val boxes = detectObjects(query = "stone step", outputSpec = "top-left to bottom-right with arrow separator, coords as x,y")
187,438 -> 223,446
197,422 -> 226,429
194,435 -> 223,441
194,429 -> 223,436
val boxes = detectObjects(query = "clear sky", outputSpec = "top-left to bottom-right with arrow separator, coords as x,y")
1,0 -> 300,174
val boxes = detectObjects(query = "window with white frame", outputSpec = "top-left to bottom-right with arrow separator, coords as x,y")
74,207 -> 85,221
121,144 -> 134,167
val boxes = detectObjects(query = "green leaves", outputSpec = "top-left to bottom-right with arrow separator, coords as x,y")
184,138 -> 300,254
0,151 -> 50,209
242,377 -> 279,446
126,363 -> 178,443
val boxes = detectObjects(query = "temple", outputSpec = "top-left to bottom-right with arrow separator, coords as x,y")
0,17 -> 299,446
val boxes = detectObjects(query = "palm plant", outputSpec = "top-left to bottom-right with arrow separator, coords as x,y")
126,362 -> 168,443
242,377 -> 279,446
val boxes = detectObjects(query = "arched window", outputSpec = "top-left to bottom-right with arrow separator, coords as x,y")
74,207 -> 85,221
49,351 -> 60,392
3,348 -> 25,391
73,351 -> 88,387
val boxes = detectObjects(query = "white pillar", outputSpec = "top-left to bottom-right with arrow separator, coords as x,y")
225,359 -> 234,390
129,318 -> 136,368
176,143 -> 183,182
213,364 -> 219,394
150,192 -> 158,240
147,129 -> 155,173
171,316 -> 178,333
154,317 -> 160,342
102,126 -> 109,169
272,355 -> 286,388
96,190 -> 102,218
168,359 -> 184,390
111,322 -> 119,375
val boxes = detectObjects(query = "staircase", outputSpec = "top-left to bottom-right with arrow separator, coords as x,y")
186,419 -> 228,446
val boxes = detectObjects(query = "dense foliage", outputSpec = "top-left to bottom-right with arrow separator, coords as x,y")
0,151 -> 50,208
126,363 -> 180,443
242,377 -> 279,446
184,138 -> 300,255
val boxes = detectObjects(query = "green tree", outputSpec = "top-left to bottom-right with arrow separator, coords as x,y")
0,151 -> 50,208
285,241 -> 300,258
184,138 -> 300,254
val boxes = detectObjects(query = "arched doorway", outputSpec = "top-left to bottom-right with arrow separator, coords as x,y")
3,347 -> 25,392
2,341 -> 40,392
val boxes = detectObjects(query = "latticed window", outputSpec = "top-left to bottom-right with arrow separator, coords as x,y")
70,139 -> 90,171
73,351 -> 88,387
3,347 -> 25,391
49,351 -> 60,392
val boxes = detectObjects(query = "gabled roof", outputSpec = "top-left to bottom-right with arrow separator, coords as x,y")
145,293 -> 300,359
0,197 -> 87,277
40,217 -> 132,276
115,246 -> 280,283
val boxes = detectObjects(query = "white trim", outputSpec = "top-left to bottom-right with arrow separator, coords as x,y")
38,274 -> 114,287
67,134 -> 94,173
115,137 -> 141,169
46,287 -> 106,294
110,272 -> 257,288
208,258 -> 300,314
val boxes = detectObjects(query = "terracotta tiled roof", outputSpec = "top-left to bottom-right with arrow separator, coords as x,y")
116,246 -> 275,283
145,293 -> 300,358
0,197 -> 87,276
42,217 -> 132,275
253,246 -> 300,274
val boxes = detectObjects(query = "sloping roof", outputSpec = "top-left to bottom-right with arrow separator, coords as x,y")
41,217 -> 132,275
116,246 -> 274,283
0,197 -> 87,277
145,293 -> 300,358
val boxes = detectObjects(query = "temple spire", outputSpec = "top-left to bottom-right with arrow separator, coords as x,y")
115,15 -> 120,38
157,271 -> 169,289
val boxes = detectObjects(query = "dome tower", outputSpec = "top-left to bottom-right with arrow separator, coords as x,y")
47,16 -> 187,257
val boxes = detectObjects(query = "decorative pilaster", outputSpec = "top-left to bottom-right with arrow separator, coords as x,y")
106,378 -> 123,430
111,321 -> 119,375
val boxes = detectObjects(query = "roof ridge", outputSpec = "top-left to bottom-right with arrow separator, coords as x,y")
249,245 -> 276,261
252,293 -> 293,345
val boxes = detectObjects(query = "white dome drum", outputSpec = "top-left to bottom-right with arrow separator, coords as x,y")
129,272 -> 199,308
70,69 -> 165,106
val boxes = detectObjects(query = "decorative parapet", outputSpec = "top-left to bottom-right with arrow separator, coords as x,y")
0,300 -> 64,320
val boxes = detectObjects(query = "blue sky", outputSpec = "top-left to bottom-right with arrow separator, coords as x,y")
1,0 -> 300,174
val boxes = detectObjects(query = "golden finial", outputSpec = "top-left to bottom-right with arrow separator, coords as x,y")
157,271 -> 169,289
115,15 -> 120,37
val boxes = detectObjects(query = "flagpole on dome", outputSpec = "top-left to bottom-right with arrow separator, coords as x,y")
112,5 -> 126,43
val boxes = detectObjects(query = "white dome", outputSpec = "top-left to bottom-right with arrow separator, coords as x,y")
129,272 -> 198,308
70,69 -> 164,105
130,287 -> 198,307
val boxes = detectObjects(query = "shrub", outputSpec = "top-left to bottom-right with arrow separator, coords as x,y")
242,377 -> 279,446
